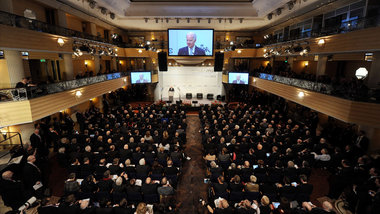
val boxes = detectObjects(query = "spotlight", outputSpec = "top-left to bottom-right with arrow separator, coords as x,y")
100,7 -> 107,15
298,91 -> 305,98
144,18 -> 149,23
138,49 -> 142,53
197,18 -> 201,23
111,33 -> 118,39
187,18 -> 190,23
208,18 -> 211,24
88,0 -> 96,9
166,18 -> 169,23
110,13 -> 115,19
155,18 -> 159,23
176,18 -> 179,23
229,18 -> 233,23
230,41 -> 234,45
239,18 -> 243,23
218,18 -> 222,23
237,50 -> 242,54
276,8 -> 282,16
288,1 -> 294,10
268,13 -> 273,20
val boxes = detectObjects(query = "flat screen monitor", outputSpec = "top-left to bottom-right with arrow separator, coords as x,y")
168,29 -> 213,56
131,72 -> 151,84
228,72 -> 249,85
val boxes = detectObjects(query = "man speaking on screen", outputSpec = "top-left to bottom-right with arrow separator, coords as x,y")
177,32 -> 206,56
232,74 -> 246,84
136,74 -> 148,83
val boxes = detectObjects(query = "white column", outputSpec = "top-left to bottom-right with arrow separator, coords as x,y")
63,54 -> 74,80
367,52 -> 380,88
4,50 -> 25,87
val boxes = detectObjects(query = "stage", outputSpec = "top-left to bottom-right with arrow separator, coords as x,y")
158,97 -> 226,106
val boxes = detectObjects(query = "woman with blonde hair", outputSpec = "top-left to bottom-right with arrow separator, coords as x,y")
135,202 -> 151,214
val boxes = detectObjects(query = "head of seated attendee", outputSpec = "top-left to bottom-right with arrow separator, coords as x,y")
157,177 -> 174,196
245,175 -> 259,192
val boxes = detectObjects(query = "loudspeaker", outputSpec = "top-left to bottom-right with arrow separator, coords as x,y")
214,52 -> 224,71
158,52 -> 168,71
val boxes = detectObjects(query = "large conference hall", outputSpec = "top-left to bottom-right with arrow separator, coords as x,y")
0,0 -> 379,213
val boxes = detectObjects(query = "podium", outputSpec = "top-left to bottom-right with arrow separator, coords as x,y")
168,87 -> 175,102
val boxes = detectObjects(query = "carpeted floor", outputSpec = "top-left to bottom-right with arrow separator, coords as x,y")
175,115 -> 208,213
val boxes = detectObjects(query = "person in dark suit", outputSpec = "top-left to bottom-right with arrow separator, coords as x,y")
30,128 -> 46,157
0,170 -> 28,210
177,32 -> 206,56
232,75 -> 246,84
355,130 -> 369,154
22,155 -> 42,194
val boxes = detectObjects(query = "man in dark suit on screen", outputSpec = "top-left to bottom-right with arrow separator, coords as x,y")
177,32 -> 206,56
135,74 -> 148,83
232,74 -> 246,84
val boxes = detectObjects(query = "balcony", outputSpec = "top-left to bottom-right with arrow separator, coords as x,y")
0,73 -> 129,127
251,75 -> 380,128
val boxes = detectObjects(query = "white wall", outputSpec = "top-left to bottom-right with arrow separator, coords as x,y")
154,66 -> 224,101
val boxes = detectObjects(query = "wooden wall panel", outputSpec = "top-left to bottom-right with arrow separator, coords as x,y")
28,52 -> 59,60
251,77 -> 380,128
222,74 -> 228,83
151,74 -> 158,83
0,101 -> 32,127
0,25 -> 73,53
124,49 -> 158,58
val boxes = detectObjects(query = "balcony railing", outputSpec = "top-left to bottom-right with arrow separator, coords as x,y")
0,10 -> 122,45
265,15 -> 380,45
255,73 -> 380,103
0,72 -> 126,102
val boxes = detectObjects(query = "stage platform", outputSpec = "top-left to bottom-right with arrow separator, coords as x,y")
158,97 -> 225,106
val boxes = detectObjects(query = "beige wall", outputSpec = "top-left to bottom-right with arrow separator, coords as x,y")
66,14 -> 83,32
0,59 -> 11,88
12,0 -> 47,22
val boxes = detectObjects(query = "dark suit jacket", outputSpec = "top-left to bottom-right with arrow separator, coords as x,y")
177,46 -> 206,55
232,79 -> 246,84
23,163 -> 41,190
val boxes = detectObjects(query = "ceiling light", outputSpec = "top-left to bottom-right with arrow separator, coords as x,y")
146,41 -> 151,45
138,49 -> 142,53
298,91 -> 305,98
89,0 -> 96,9
304,61 -> 309,66
318,39 -> 325,46
100,7 -> 107,15
230,41 -> 234,45
237,50 -> 242,53
220,50 -> 224,53
169,62 -> 172,66
57,38 -> 64,46
277,8 -> 282,16
355,67 -> 368,80
268,13 -> 273,20
75,90 -> 82,98
110,13 -> 115,20
288,1 -> 294,10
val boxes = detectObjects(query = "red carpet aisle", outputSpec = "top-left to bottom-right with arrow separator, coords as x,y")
176,115 -> 208,213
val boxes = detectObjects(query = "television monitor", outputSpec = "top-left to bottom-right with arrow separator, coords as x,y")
228,72 -> 249,85
131,72 -> 151,84
168,29 -> 213,56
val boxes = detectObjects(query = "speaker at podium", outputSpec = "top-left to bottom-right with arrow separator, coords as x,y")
168,86 -> 175,102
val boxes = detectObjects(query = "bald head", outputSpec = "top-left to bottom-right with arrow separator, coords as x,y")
2,171 -> 13,180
